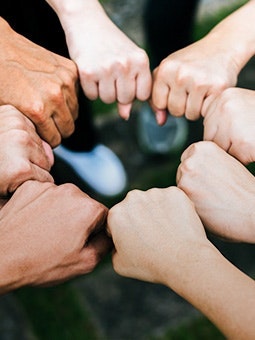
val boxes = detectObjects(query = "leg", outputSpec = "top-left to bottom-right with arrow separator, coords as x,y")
139,0 -> 203,154
143,0 -> 199,68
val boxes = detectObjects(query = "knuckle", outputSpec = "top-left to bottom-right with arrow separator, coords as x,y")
113,59 -> 131,75
170,104 -> 184,116
238,136 -> 254,150
62,72 -> 76,89
167,186 -> 179,195
64,120 -> 75,136
26,101 -> 46,125
125,189 -> 143,201
79,67 -> 97,82
57,184 -> 89,206
4,107 -> 31,130
190,141 -> 212,154
9,118 -> 27,132
49,134 -> 61,148
135,49 -> 150,66
9,160 -> 32,181
112,260 -> 122,276
66,59 -> 78,76
11,129 -> 31,146
217,92 -> 235,115
186,110 -> 200,121
181,157 -> 196,174
58,183 -> 78,196
157,61 -> 170,78
48,85 -> 65,106
83,252 -> 100,274
213,77 -> 228,91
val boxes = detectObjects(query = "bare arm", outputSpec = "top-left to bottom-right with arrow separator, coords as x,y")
170,242 -> 255,340
107,187 -> 255,338
45,0 -> 152,119
151,0 -> 255,123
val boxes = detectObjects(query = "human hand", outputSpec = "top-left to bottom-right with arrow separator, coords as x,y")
107,187 -> 211,288
0,105 -> 54,196
177,141 -> 255,243
0,180 -> 112,294
108,185 -> 255,339
150,36 -> 238,124
0,17 -> 78,147
55,1 -> 151,120
203,88 -> 255,164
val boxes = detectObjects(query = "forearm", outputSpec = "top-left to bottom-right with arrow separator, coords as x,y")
205,0 -> 255,72
45,0 -> 107,30
165,244 -> 255,339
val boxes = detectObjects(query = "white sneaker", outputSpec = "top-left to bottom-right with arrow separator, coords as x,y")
54,144 -> 127,197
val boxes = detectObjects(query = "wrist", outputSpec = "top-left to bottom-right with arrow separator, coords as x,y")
45,0 -> 106,29
246,193 -> 255,243
162,240 -> 216,294
207,2 -> 255,72
206,30 -> 255,74
0,255 -> 27,294
167,243 -> 255,338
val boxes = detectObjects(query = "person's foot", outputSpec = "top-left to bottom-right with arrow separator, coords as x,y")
53,144 -> 127,197
137,103 -> 188,155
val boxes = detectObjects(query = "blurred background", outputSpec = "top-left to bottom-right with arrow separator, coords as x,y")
1,0 -> 255,339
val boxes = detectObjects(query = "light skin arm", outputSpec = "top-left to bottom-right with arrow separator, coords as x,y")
0,17 -> 78,147
107,187 -> 255,339
0,105 -> 54,196
45,0 -> 152,120
151,0 -> 255,124
176,141 -> 255,242
0,180 -> 112,294
202,87 -> 255,164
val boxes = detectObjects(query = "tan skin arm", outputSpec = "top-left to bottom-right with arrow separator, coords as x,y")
0,17 -> 78,147
107,186 -> 255,338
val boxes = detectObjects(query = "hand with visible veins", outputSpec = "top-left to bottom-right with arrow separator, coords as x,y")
177,141 -> 255,242
0,105 -> 54,196
0,17 -> 78,147
46,0 -> 152,120
0,180 -> 112,294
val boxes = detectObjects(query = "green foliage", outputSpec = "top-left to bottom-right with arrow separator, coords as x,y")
193,0 -> 248,41
15,283 -> 99,340
151,316 -> 224,340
